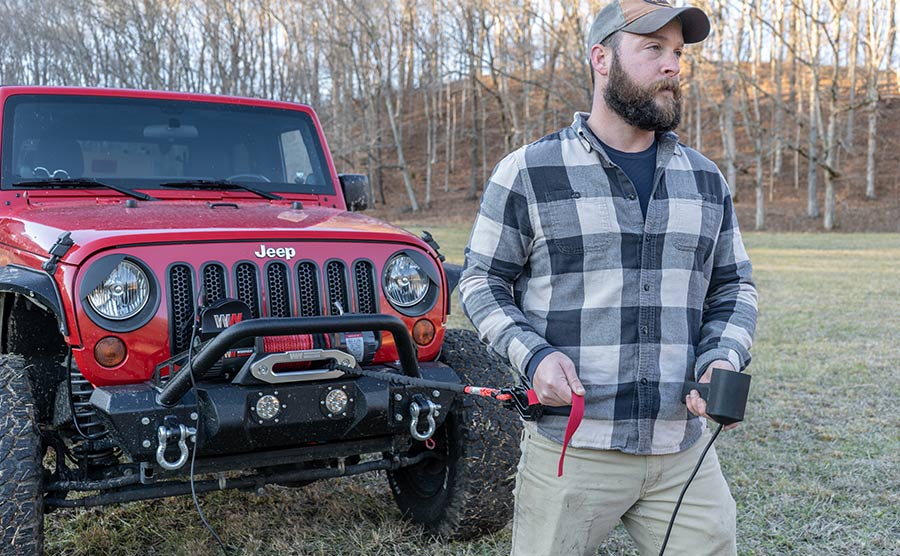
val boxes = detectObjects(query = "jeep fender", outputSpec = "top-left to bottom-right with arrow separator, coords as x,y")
0,265 -> 68,335
442,262 -> 462,294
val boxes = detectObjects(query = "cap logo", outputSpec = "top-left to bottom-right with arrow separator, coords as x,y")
643,0 -> 672,5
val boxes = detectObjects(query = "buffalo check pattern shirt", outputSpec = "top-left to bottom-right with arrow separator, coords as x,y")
459,113 -> 758,455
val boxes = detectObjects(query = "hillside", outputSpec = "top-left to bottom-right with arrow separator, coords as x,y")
361,89 -> 900,233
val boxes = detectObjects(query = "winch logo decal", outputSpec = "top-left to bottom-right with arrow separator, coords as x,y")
254,244 -> 296,260
213,313 -> 244,328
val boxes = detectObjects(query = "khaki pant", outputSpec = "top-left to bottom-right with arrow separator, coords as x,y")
510,427 -> 737,556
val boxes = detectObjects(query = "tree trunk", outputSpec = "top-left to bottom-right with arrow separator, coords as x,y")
807,88 -> 819,219
845,13 -> 859,150
866,105 -> 877,200
445,88 -> 453,193
756,154 -> 765,231
721,92 -> 737,199
425,84 -> 433,209
385,92 -> 419,212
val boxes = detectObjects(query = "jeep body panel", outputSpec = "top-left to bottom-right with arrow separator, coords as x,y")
0,87 -> 519,550
0,87 -> 448,388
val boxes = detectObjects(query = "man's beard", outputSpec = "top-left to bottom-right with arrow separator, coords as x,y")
604,53 -> 682,132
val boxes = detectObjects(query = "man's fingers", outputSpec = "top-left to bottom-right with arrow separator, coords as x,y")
543,375 -> 573,405
686,388 -> 738,430
550,382 -> 573,405
561,364 -> 585,396
535,387 -> 569,406
532,352 -> 583,406
685,389 -> 707,418
532,373 -> 569,406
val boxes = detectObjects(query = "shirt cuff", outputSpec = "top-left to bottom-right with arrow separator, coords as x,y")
694,348 -> 742,380
524,346 -> 558,382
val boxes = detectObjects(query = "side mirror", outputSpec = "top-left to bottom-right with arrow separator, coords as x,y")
338,173 -> 371,212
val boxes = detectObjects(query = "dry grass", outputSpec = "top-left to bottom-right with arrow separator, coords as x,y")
46,230 -> 900,556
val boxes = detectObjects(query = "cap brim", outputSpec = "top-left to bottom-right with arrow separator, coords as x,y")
621,6 -> 710,44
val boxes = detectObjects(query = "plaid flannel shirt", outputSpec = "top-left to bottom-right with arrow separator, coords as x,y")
459,113 -> 758,455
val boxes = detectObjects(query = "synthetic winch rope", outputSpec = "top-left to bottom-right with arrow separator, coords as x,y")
331,362 -> 583,476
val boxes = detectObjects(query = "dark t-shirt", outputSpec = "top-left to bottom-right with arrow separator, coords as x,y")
600,139 -> 658,220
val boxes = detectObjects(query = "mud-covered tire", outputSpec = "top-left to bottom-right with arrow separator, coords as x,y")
6,298 -> 67,424
387,328 -> 522,540
0,355 -> 44,556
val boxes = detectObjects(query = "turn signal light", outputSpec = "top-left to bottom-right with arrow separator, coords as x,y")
94,336 -> 127,367
412,319 -> 436,346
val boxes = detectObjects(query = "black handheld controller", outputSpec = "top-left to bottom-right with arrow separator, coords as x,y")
501,375 -> 543,421
681,368 -> 751,426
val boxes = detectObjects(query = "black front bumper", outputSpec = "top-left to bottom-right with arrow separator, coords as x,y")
91,361 -> 459,462
89,314 -> 459,466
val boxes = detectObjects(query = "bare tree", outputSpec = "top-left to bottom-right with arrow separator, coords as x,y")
862,0 -> 895,200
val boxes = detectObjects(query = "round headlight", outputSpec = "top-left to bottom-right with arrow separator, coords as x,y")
86,260 -> 150,320
383,255 -> 429,307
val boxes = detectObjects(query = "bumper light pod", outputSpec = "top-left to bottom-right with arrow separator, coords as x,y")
324,388 -> 349,416
255,395 -> 282,421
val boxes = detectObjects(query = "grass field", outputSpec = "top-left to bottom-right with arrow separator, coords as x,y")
45,230 -> 900,556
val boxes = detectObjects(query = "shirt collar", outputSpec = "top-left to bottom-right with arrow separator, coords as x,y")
571,112 -> 682,161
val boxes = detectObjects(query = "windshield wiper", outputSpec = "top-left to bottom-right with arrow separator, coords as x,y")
13,178 -> 157,201
159,179 -> 283,200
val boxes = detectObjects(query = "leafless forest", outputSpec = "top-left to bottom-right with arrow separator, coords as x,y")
1,0 -> 898,230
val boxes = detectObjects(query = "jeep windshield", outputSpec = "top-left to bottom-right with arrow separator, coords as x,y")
0,94 -> 335,196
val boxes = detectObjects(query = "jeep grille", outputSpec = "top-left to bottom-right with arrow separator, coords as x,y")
297,262 -> 319,317
354,261 -> 376,314
168,259 -> 377,354
326,260 -> 349,315
266,263 -> 291,318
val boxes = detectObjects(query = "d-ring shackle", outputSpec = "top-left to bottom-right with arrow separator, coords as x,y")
156,423 -> 197,471
409,398 -> 441,441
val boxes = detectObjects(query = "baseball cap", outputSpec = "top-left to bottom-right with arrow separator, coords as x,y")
587,0 -> 711,48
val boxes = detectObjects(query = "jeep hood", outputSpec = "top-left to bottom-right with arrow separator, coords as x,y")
1,201 -> 424,266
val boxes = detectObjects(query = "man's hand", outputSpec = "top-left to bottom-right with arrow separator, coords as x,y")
686,360 -> 739,430
532,351 -> 585,406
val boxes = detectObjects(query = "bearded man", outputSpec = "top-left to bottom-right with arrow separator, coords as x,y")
458,1 -> 759,555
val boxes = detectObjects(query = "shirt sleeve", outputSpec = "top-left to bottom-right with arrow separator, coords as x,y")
693,175 -> 759,379
458,149 -> 553,375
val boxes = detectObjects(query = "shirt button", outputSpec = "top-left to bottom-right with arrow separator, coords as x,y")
641,326 -> 649,335
640,378 -> 649,385
628,194 -> 636,200
571,191 -> 581,199
643,284 -> 651,292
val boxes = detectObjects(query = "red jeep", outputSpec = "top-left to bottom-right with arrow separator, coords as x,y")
0,87 -> 520,554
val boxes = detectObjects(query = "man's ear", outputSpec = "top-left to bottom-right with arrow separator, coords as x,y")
591,44 -> 611,77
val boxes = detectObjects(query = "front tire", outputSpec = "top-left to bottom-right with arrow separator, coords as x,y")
387,328 -> 522,540
0,355 -> 45,556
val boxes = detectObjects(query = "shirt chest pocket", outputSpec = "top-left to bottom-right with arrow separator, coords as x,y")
669,194 -> 723,252
542,189 -> 613,254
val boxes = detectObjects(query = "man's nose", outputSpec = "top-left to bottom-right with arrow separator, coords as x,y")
661,51 -> 681,77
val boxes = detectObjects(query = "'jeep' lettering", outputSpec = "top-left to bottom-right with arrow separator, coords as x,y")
253,244 -> 296,260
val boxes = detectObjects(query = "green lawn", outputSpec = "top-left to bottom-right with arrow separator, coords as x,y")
46,231 -> 900,555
